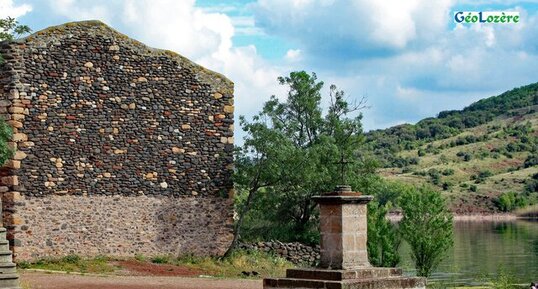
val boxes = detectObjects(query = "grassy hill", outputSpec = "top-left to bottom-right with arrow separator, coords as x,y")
365,83 -> 538,214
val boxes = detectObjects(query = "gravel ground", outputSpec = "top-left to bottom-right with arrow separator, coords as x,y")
21,272 -> 263,289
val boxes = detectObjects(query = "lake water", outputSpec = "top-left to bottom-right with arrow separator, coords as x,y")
399,220 -> 538,286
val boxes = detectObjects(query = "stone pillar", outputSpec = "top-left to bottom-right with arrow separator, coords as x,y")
0,198 -> 21,289
263,185 -> 426,289
312,185 -> 373,270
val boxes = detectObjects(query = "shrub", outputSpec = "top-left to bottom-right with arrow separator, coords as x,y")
456,151 -> 472,161
524,173 -> 538,193
495,192 -> 529,212
472,170 -> 494,183
399,186 -> 453,277
151,255 -> 171,264
62,254 -> 81,264
441,169 -> 454,176
524,155 -> 538,168
134,254 -> 146,262
367,202 -> 400,267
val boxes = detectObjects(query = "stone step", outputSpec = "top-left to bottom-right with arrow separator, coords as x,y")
0,228 -> 6,240
0,250 -> 14,263
286,268 -> 403,281
264,276 -> 426,289
264,277 -> 340,289
0,240 -> 10,251
342,277 -> 426,289
0,262 -> 18,274
0,274 -> 20,288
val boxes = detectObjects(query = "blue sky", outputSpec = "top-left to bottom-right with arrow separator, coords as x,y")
2,0 -> 538,139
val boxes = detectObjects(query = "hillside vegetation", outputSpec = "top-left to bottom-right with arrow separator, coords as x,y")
364,83 -> 538,213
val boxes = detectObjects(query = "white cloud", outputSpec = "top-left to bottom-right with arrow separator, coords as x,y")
51,0 -> 112,23
0,0 -> 32,18
285,49 -> 302,61
21,0 -> 538,133
253,0 -> 454,56
231,16 -> 263,36
119,0 -> 234,60
198,45 -> 287,124
251,0 -> 538,130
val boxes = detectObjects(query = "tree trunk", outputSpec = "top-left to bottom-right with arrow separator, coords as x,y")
223,186 -> 258,258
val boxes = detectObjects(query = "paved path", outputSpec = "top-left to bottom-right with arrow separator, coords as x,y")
21,272 -> 263,289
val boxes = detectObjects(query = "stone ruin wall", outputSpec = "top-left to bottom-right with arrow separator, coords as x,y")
0,21 -> 235,261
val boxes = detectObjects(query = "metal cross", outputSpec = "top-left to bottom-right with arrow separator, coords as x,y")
334,153 -> 351,185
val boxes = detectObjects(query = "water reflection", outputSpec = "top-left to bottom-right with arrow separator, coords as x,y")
399,220 -> 538,285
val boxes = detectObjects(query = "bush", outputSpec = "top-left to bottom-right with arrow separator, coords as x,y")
488,269 -> 517,289
525,173 -> 538,193
370,180 -> 409,207
399,186 -> 453,277
495,192 -> 529,212
367,202 -> 400,267
524,155 -> 538,168
441,169 -> 454,176
427,169 -> 442,185
151,255 -> 171,264
456,151 -> 472,161
62,255 -> 81,264
472,170 -> 494,183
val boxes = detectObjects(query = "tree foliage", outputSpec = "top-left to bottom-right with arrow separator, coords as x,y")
0,17 -> 31,41
0,17 -> 31,63
367,201 -> 400,267
399,186 -> 454,277
229,71 -> 366,252
0,17 -> 23,163
0,120 -> 13,165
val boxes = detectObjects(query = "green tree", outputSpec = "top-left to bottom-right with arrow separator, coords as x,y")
367,201 -> 400,267
399,186 -> 453,277
0,17 -> 31,63
0,120 -> 13,165
227,71 -> 367,253
0,17 -> 31,41
0,17 -> 23,163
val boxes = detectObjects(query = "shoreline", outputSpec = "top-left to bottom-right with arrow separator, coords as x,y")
387,213 -> 521,222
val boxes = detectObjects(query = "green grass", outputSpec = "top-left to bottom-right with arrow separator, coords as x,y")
18,254 -> 116,274
163,250 -> 294,278
17,250 -> 294,279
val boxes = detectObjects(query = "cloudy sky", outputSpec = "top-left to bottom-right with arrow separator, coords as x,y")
2,0 -> 538,138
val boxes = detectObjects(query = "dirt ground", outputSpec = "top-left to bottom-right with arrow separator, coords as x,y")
111,260 -> 206,277
21,272 -> 263,289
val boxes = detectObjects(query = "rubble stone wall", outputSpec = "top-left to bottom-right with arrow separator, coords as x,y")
0,20 -> 234,260
239,242 -> 320,266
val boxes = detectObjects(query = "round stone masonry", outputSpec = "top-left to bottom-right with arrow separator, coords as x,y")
0,20 -> 235,260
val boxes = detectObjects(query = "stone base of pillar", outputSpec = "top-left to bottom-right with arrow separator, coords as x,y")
0,228 -> 21,289
264,267 -> 425,289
